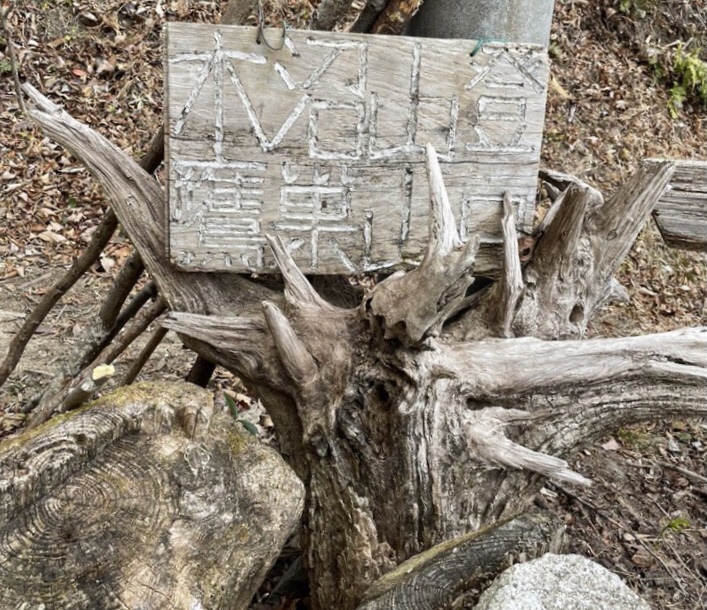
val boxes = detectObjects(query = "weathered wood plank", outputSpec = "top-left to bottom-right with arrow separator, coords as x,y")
653,160 -> 707,251
165,23 -> 549,274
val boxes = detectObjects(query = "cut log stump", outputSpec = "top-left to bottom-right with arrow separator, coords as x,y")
653,159 -> 707,251
0,381 -> 304,610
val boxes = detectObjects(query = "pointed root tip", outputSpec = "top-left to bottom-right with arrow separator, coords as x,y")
264,233 -> 285,256
502,192 -> 514,217
552,469 -> 592,487
261,300 -> 278,315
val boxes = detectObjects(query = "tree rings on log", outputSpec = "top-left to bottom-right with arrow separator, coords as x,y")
357,510 -> 566,610
0,381 -> 304,610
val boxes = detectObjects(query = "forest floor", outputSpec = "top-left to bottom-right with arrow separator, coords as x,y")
1,0 -> 706,608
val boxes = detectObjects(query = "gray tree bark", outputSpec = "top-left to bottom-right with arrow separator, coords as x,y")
407,0 -> 556,46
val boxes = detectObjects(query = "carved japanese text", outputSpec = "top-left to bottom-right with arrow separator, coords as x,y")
166,24 -> 548,274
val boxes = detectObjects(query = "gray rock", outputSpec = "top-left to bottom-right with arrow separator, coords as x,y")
473,553 -> 651,610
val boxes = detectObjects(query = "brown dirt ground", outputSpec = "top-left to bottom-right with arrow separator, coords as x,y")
1,0 -> 706,608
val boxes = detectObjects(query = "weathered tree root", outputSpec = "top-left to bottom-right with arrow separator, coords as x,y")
5,0 -> 267,417
22,76 -> 707,610
164,148 -> 705,609
1,129 -> 163,409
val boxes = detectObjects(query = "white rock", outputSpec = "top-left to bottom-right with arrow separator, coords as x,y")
473,553 -> 651,610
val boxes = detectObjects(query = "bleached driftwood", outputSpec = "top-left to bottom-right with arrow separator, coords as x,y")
20,84 -> 707,610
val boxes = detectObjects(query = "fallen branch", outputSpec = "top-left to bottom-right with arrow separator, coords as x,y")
99,297 -> 168,368
25,296 -> 166,429
100,255 -> 145,331
0,128 -> 163,390
121,327 -> 169,385
654,460 -> 707,486
61,364 -> 115,412
21,83 -> 277,314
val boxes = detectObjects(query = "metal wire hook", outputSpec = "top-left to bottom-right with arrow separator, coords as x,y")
256,0 -> 287,51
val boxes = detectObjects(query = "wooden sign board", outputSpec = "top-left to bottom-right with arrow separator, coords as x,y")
165,23 -> 549,274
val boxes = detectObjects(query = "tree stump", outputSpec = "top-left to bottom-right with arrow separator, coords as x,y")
0,381 -> 304,609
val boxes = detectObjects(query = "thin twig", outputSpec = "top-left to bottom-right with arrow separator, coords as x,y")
121,327 -> 169,385
24,297 -> 166,429
625,460 -> 707,486
655,460 -> 707,486
551,482 -> 691,599
61,364 -> 115,412
73,280 -> 158,374
98,250 -> 146,330
99,297 -> 167,367
550,482 -> 623,528
1,3 -> 26,114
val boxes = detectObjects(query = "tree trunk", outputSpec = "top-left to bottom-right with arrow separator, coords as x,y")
20,82 -> 707,610
406,0 -> 556,46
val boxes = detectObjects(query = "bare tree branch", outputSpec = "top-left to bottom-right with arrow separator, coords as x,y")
26,297 -> 166,429
98,250 -> 146,330
0,129 -> 163,391
121,327 -> 169,385
100,298 -> 168,367
0,4 -> 26,115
